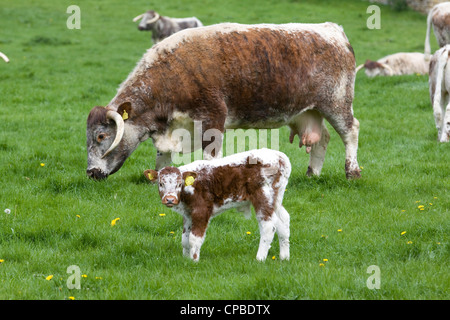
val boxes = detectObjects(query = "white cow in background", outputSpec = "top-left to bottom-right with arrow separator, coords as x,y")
425,2 -> 450,60
429,44 -> 450,142
356,52 -> 429,77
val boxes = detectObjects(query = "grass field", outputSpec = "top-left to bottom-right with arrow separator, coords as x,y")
0,0 -> 448,300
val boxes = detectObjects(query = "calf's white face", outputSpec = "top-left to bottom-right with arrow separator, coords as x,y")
144,168 -> 196,207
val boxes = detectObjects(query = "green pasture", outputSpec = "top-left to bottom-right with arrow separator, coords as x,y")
0,0 -> 448,299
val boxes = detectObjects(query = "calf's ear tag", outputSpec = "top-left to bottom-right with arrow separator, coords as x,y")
185,176 -> 195,187
147,172 -> 154,180
122,110 -> 129,120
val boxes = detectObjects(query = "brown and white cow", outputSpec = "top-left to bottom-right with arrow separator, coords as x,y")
133,10 -> 203,44
429,44 -> 450,142
425,2 -> 450,60
0,52 -> 9,63
355,52 -> 429,77
144,148 -> 291,262
86,22 -> 361,180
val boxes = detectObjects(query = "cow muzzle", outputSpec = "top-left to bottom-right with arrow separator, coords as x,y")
162,195 -> 178,207
86,168 -> 108,180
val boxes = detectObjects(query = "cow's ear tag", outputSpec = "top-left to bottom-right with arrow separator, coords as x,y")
147,172 -> 154,180
122,110 -> 129,120
185,175 -> 195,187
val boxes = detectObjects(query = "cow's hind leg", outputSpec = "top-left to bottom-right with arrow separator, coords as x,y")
256,215 -> 276,261
441,101 -> 450,142
326,109 -> 361,179
274,206 -> 290,260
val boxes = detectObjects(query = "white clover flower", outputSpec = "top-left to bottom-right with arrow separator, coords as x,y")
4,208 -> 11,214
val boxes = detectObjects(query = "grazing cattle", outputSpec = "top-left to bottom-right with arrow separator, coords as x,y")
86,22 -> 361,181
0,52 -> 9,63
133,10 -> 203,44
425,2 -> 450,60
355,52 -> 429,77
144,148 -> 291,262
428,44 -> 450,142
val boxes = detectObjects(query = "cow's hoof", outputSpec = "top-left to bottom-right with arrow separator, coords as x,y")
346,170 -> 361,180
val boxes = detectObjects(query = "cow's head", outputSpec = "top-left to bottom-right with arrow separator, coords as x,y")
134,10 -> 161,31
86,103 -> 142,180
362,59 -> 394,77
144,167 -> 196,207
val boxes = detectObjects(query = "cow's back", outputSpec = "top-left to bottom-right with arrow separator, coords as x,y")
141,23 -> 355,126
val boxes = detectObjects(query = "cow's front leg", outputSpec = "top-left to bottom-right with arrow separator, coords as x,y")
441,104 -> 450,142
189,213 -> 210,262
201,121 -> 224,160
155,150 -> 172,170
182,216 -> 192,257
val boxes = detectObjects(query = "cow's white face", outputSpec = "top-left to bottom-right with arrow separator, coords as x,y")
144,168 -> 196,207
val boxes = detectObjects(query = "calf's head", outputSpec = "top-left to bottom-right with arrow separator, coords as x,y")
144,167 -> 196,207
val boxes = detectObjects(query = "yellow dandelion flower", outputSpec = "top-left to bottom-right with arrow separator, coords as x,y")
95,277 -> 103,280
436,242 -> 441,245
40,163 -> 45,167
418,205 -> 424,209
159,213 -> 166,217
169,231 -> 175,234
337,229 -> 342,232
401,231 -> 407,235
0,259 -> 4,263
401,210 -> 406,212
272,256 -> 276,260
81,274 -> 87,278
46,275 -> 53,281
323,258 -> 328,262
68,296 -> 75,300
407,241 -> 413,244
76,214 -> 81,218
246,231 -> 251,235
433,197 -> 438,199
110,217 -> 120,226
429,203 -> 432,206
319,263 -> 325,267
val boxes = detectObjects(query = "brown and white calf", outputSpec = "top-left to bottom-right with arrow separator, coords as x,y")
425,2 -> 450,60
86,22 -> 361,181
133,10 -> 203,44
429,44 -> 450,142
355,52 -> 429,77
144,148 -> 291,262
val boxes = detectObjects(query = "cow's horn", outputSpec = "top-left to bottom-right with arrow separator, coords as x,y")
101,110 -> 125,159
132,13 -> 145,22
0,52 -> 9,63
355,64 -> 364,73
146,12 -> 160,24
380,62 -> 394,76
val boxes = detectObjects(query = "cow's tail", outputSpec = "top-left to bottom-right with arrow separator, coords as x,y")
432,47 -> 449,112
425,8 -> 434,61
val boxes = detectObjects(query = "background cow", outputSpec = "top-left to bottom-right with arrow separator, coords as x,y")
133,10 -> 203,44
425,2 -> 450,60
86,22 -> 361,181
429,44 -> 450,142
356,52 -> 429,77
144,148 -> 291,262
